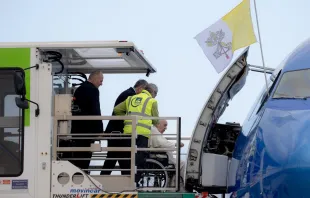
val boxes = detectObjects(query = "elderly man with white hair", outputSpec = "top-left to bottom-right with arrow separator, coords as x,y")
149,119 -> 186,191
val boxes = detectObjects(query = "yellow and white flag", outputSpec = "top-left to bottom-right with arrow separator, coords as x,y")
195,0 -> 257,73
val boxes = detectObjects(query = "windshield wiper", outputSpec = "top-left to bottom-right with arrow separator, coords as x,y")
273,96 -> 308,100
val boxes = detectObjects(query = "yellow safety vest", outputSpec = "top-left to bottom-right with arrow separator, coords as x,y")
123,90 -> 155,138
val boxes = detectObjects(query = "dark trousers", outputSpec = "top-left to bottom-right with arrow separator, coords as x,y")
135,135 -> 149,183
101,135 -> 131,175
59,139 -> 94,174
101,134 -> 148,183
69,139 -> 94,174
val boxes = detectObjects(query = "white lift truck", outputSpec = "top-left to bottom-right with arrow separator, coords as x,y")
0,41 -> 195,198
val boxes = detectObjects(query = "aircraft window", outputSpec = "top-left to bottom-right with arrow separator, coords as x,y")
256,70 -> 282,114
0,69 -> 24,177
255,84 -> 271,114
273,69 -> 310,98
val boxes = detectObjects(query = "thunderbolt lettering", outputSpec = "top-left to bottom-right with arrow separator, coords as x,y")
53,194 -> 88,198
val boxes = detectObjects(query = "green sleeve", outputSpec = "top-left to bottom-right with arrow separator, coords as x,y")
151,101 -> 159,125
113,100 -> 127,116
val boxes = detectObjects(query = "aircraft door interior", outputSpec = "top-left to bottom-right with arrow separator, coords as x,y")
201,123 -> 241,190
188,50 -> 249,194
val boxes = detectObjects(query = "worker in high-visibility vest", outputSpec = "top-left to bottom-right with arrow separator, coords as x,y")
113,83 -> 159,184
101,79 -> 148,176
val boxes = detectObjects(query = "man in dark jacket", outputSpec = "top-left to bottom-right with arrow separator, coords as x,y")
69,71 -> 104,173
100,79 -> 148,175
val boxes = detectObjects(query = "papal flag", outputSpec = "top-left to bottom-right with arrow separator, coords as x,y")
195,0 -> 257,73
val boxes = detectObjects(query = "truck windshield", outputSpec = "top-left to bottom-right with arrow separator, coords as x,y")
0,68 -> 24,177
273,69 -> 310,99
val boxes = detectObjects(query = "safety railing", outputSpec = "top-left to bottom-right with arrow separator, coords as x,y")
88,136 -> 190,174
52,115 -> 183,192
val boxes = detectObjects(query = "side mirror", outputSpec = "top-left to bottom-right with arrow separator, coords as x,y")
13,67 -> 40,116
14,71 -> 26,96
15,97 -> 29,109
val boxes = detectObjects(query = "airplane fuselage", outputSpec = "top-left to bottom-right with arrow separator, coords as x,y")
231,38 -> 310,198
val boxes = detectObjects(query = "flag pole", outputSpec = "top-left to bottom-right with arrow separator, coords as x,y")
253,0 -> 270,95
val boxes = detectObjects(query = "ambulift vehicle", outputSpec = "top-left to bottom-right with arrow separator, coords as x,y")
0,41 -> 195,198
0,41 -> 263,198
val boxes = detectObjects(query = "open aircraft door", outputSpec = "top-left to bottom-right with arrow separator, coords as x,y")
185,47 -> 251,194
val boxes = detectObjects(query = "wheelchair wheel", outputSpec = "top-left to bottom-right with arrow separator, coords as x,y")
138,159 -> 168,190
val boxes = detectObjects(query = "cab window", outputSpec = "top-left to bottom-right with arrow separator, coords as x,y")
0,69 -> 24,177
273,69 -> 310,98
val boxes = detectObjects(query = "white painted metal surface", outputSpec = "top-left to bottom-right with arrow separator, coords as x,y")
34,62 -> 53,198
201,153 -> 228,186
51,161 -> 103,194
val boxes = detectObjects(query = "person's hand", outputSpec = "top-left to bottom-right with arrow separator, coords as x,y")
175,142 -> 184,148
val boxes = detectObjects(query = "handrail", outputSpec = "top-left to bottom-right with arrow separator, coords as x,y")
53,115 -> 182,192
54,115 -> 179,120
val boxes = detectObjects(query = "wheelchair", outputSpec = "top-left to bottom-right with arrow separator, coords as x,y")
137,151 -> 176,190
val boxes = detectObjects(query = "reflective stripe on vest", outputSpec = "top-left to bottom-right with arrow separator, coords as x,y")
123,93 -> 153,137
124,122 -> 151,130
127,97 -> 151,117
124,96 -> 152,130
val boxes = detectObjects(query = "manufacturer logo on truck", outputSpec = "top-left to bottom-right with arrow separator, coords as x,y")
70,188 -> 100,193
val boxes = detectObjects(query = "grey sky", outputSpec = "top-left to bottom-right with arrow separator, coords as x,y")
1,0 -> 309,133
0,0 -> 308,193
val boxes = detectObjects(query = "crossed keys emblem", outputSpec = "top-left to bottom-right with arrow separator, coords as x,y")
205,29 -> 232,59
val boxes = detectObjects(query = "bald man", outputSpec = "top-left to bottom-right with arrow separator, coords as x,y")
149,120 -> 186,190
69,71 -> 104,173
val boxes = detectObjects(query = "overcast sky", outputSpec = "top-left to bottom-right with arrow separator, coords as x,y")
1,0 -> 309,196
1,0 -> 308,137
